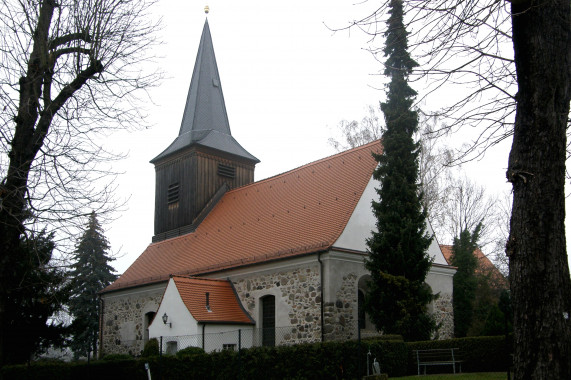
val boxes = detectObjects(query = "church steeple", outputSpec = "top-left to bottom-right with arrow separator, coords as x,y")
152,19 -> 258,164
151,18 -> 258,242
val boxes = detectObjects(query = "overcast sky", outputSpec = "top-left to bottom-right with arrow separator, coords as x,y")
105,1 -> 565,274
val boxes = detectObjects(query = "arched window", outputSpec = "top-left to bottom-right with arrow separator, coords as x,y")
144,311 -> 156,342
261,295 -> 275,347
358,275 -> 371,330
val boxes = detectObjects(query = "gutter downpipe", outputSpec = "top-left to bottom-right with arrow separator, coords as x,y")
98,294 -> 104,359
318,251 -> 324,342
202,323 -> 206,349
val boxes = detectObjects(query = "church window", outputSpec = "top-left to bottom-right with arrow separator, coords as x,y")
218,163 -> 236,178
167,183 -> 179,206
166,340 -> 178,355
223,343 -> 237,351
261,295 -> 275,347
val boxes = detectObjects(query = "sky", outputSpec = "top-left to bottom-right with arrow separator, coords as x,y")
104,0 -> 562,274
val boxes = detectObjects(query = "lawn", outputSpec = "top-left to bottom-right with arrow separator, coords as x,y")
393,373 -> 508,380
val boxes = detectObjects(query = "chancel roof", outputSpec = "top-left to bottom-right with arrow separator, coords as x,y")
440,245 -> 507,288
151,19 -> 258,163
104,141 -> 382,292
171,276 -> 254,324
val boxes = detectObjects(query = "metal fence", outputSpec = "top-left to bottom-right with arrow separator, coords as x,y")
155,325 -> 322,355
108,321 -> 380,357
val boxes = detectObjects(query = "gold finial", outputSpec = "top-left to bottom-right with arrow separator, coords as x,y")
204,5 -> 209,14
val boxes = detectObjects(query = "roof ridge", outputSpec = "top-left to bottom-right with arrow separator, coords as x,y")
173,276 -> 230,284
227,139 -> 382,194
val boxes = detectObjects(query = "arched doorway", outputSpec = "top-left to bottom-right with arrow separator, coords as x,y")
144,311 -> 156,343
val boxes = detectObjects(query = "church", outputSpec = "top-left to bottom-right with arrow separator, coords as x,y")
99,18 -> 455,356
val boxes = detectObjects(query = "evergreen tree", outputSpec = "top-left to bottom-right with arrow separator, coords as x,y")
3,229 -> 70,364
69,211 -> 117,359
450,224 -> 481,337
468,262 -> 509,337
365,0 -> 435,341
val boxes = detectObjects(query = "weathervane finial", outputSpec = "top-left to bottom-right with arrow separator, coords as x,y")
204,5 -> 209,14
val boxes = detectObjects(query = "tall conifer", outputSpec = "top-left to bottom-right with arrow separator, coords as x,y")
365,0 -> 436,341
451,224 -> 481,337
69,211 -> 116,358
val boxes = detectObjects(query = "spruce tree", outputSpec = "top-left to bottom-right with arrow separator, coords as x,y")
365,0 -> 435,341
3,229 -> 70,364
69,211 -> 117,359
451,224 -> 481,337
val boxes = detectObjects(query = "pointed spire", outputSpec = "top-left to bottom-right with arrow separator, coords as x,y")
152,19 -> 258,164
179,19 -> 230,137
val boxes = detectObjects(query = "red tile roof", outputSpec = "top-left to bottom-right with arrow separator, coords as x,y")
171,276 -> 254,324
104,141 -> 382,292
440,244 -> 507,287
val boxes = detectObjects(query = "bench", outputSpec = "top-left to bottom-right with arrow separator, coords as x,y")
414,348 -> 462,375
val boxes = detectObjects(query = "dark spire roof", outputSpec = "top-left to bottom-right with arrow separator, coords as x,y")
151,19 -> 259,164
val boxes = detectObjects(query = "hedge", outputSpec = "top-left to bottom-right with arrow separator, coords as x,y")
407,335 -> 513,374
1,335 -> 511,380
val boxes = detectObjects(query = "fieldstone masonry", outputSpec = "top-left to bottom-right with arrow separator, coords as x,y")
233,264 -> 322,345
323,272 -> 359,341
100,266 -> 454,355
100,288 -> 164,356
432,293 -> 454,339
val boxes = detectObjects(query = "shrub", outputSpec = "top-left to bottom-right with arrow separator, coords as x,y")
2,336 -> 511,379
141,338 -> 159,357
102,353 -> 133,361
175,346 -> 205,358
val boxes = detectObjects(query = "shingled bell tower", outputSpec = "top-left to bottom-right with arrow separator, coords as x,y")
151,18 -> 259,242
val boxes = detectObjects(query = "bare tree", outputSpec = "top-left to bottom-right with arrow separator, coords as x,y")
328,104 -> 384,151
0,0 -> 160,364
342,1 -> 570,378
341,1 -> 517,162
491,190 -> 511,277
433,173 -> 498,248
416,111 -> 453,230
329,105 -> 452,223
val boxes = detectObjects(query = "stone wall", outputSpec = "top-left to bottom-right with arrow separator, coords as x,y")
99,264 -> 454,356
432,293 -> 454,339
232,264 -> 322,345
323,272 -> 359,341
100,286 -> 164,356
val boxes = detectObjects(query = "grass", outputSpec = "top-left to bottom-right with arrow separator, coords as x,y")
392,373 -> 508,380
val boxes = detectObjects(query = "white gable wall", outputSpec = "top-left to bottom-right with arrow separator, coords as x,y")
148,278 -> 256,353
332,175 -> 456,339
334,176 -> 449,265
149,278 -> 198,338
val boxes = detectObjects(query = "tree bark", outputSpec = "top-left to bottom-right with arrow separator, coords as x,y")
507,1 -> 571,379
0,0 -> 103,366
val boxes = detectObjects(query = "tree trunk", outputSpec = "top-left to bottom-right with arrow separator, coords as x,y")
507,1 -> 571,379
